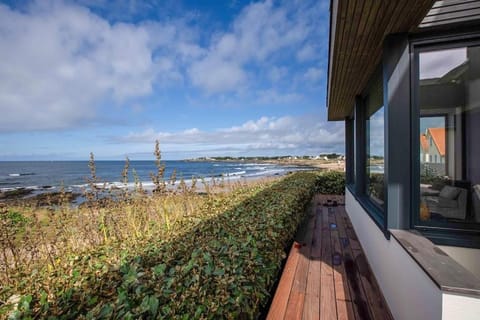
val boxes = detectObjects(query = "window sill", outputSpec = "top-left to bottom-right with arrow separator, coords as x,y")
390,229 -> 480,297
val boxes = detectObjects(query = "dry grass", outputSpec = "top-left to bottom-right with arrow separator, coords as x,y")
0,142 -> 266,296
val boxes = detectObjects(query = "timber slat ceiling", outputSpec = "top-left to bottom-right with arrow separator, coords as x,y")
327,0 -> 436,121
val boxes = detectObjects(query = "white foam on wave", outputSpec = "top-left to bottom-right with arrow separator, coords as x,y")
26,185 -> 54,190
223,170 -> 246,177
247,166 -> 270,171
0,187 -> 16,192
8,173 -> 35,177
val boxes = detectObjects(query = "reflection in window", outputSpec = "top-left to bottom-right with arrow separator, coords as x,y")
418,46 -> 480,227
346,117 -> 355,185
365,71 -> 384,210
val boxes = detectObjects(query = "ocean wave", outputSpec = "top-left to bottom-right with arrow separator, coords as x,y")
25,185 -> 56,190
246,166 -> 269,171
8,172 -> 35,177
224,171 -> 246,177
1,187 -> 16,192
0,185 -> 49,192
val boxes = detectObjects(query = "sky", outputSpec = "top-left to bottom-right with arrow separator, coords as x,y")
0,0 -> 343,160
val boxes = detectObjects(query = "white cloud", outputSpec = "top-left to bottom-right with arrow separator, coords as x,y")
188,0 -> 322,94
189,57 -> 247,94
304,67 -> 323,82
0,0 -> 329,135
297,43 -> 317,62
368,108 -> 385,157
419,47 -> 467,79
0,1 -> 199,131
116,115 -> 344,154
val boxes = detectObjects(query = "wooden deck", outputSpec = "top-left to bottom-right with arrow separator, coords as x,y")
267,195 -> 393,320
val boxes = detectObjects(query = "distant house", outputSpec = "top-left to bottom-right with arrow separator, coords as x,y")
420,127 -> 445,164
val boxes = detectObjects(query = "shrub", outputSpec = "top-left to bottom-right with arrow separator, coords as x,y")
314,170 -> 345,195
367,173 -> 384,200
1,172 -> 318,319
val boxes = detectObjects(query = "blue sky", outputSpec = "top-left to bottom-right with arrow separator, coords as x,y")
0,0 -> 343,160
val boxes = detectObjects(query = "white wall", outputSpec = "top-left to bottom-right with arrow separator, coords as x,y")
442,293 -> 480,320
439,246 -> 480,280
346,189 -> 442,320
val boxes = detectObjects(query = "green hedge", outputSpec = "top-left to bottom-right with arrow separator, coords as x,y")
6,172 -> 318,319
314,170 -> 345,195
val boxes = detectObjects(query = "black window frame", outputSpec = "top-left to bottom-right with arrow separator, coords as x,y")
345,116 -> 355,187
349,66 -> 389,238
410,31 -> 480,248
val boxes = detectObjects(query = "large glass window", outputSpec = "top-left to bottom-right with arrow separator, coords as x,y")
417,44 -> 480,232
365,72 -> 385,210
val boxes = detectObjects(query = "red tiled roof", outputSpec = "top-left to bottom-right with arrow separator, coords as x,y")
428,128 -> 446,156
420,134 -> 429,152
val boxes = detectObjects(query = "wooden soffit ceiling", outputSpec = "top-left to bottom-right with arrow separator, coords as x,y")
327,0 -> 436,121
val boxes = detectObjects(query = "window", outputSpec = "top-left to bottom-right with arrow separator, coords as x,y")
365,71 -> 385,211
346,117 -> 355,186
415,42 -> 480,243
351,66 -> 386,233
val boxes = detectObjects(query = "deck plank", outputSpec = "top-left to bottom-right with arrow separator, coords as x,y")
299,203 -> 317,319
284,291 -> 306,320
285,198 -> 315,319
303,293 -> 320,320
266,242 -> 301,320
320,206 -> 337,320
303,204 -> 323,320
268,195 -> 393,320
329,207 -> 355,320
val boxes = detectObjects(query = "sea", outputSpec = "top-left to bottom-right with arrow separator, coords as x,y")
0,160 -> 310,194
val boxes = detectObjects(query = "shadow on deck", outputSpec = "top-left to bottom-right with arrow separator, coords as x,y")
267,195 -> 393,320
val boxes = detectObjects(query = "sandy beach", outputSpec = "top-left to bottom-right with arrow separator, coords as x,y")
239,158 -> 345,172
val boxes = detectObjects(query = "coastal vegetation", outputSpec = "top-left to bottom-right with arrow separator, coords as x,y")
0,143 -> 345,319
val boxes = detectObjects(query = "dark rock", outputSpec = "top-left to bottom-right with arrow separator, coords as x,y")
0,188 -> 34,200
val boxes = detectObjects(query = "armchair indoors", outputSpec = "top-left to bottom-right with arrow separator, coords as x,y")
424,185 -> 468,220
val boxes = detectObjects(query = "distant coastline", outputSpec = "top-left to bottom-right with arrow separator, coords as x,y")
187,156 -> 346,172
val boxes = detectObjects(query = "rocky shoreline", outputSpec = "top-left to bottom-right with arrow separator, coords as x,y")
0,188 -> 80,207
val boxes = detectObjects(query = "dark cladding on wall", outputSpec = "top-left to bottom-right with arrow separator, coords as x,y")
383,34 -> 412,230
466,109 -> 480,184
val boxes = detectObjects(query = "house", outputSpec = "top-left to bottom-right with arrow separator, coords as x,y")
421,127 -> 445,164
327,1 -> 480,319
421,127 -> 447,175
